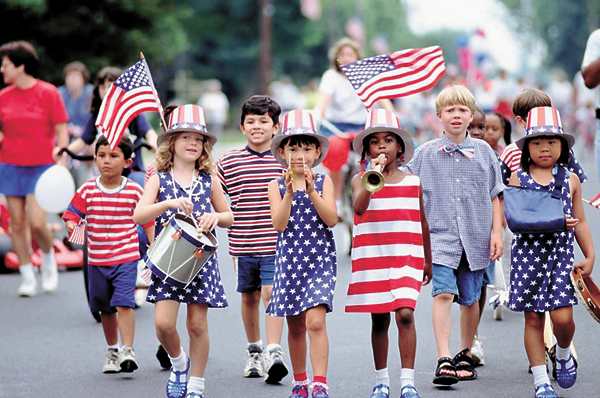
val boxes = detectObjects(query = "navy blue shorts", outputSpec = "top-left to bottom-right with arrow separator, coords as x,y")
236,256 -> 275,293
0,162 -> 52,197
89,261 -> 137,313
431,252 -> 485,306
483,259 -> 495,286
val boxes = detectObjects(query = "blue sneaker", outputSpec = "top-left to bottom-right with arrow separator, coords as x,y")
311,384 -> 329,398
289,384 -> 309,398
370,383 -> 390,398
166,358 -> 190,398
534,383 -> 558,397
555,354 -> 578,389
400,384 -> 421,398
185,393 -> 203,398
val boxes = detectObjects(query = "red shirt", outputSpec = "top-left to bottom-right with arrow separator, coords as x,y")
0,80 -> 68,166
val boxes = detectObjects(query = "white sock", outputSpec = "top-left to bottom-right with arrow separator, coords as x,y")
375,367 -> 390,386
248,340 -> 263,349
266,343 -> 281,352
108,344 -> 120,351
41,247 -> 56,269
400,368 -> 415,388
187,376 -> 205,394
169,348 -> 188,372
556,344 -> 574,367
19,263 -> 36,279
531,364 -> 550,387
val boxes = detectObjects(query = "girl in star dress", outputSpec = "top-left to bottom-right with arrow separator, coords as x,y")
346,110 -> 432,398
134,104 -> 233,398
506,107 -> 594,398
266,110 -> 338,398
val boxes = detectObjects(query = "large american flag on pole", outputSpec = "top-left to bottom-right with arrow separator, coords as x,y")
340,46 -> 446,109
95,59 -> 163,150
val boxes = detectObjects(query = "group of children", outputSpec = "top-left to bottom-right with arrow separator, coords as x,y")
63,83 -> 595,398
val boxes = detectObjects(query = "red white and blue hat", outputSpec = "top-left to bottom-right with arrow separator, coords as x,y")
353,109 -> 414,164
157,104 -> 217,147
270,110 -> 329,167
515,106 -> 574,150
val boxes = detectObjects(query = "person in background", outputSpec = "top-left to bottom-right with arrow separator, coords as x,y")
197,79 -> 229,139
581,28 -> 600,188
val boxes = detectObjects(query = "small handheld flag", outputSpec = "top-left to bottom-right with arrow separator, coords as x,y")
68,220 -> 86,245
584,193 -> 600,209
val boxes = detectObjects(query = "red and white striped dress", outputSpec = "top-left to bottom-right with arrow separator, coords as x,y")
345,174 -> 424,313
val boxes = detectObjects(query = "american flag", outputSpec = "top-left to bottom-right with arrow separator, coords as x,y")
588,193 -> 600,209
340,46 -> 446,109
95,59 -> 163,150
68,221 -> 86,245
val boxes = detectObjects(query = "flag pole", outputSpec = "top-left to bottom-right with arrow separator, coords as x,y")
140,52 -> 168,132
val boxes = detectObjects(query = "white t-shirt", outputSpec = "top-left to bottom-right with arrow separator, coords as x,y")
198,91 -> 229,124
581,28 -> 600,108
318,69 -> 367,125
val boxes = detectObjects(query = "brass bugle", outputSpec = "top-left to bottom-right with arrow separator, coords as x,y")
362,156 -> 385,193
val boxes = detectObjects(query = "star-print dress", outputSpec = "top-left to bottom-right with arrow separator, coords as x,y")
266,173 -> 337,317
146,171 -> 228,308
507,165 -> 577,312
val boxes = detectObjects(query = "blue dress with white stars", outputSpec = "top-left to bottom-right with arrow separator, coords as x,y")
266,173 -> 337,317
507,165 -> 577,313
146,171 -> 228,308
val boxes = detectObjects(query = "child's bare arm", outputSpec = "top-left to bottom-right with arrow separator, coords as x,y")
65,220 -> 77,235
419,183 -> 432,285
308,174 -> 338,228
570,173 -> 595,275
269,178 -> 293,233
200,175 -> 233,232
490,196 -> 503,260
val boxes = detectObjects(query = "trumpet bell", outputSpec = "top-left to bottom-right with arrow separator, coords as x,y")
362,168 -> 385,193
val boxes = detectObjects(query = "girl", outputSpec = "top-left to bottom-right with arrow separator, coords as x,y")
484,111 -> 511,155
507,107 -> 594,398
134,104 -> 233,398
346,110 -> 432,398
467,105 -> 486,139
266,110 -> 338,398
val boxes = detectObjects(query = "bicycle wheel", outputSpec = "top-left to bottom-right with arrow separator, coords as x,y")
82,229 -> 101,322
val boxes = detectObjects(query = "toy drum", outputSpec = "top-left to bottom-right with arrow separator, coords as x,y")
570,267 -> 600,324
146,214 -> 218,289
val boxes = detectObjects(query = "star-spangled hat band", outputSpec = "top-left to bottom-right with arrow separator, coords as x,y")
515,106 -> 574,150
352,109 -> 415,165
270,109 -> 329,167
157,104 -> 217,148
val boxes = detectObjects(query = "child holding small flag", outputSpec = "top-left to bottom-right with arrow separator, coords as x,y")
405,84 -> 504,385
63,135 -> 149,374
267,110 -> 338,398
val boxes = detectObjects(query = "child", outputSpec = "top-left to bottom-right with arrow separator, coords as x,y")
216,95 -> 289,383
484,112 -> 511,155
346,109 -> 432,398
133,104 -> 233,398
405,84 -> 504,385
506,106 -> 594,398
467,105 -> 486,139
266,110 -> 338,398
63,135 -> 145,374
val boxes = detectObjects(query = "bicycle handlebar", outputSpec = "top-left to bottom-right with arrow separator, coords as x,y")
59,142 -> 153,161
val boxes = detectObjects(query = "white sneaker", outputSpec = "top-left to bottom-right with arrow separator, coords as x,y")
243,344 -> 264,378
18,277 -> 38,297
41,264 -> 59,293
103,349 -> 120,373
134,288 -> 147,308
471,335 -> 485,366
261,346 -> 289,384
119,346 -> 139,373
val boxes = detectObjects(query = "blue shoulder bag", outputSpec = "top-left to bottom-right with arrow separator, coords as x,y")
503,183 -> 567,233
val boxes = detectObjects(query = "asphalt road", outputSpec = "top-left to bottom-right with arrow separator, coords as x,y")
1,149 -> 600,398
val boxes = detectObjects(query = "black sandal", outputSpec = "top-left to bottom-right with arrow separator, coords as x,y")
453,348 -> 477,381
433,356 -> 459,385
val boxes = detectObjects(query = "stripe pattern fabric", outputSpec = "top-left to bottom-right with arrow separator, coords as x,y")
346,174 -> 424,313
217,147 -> 285,257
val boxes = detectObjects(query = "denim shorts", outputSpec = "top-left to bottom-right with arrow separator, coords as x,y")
483,259 -> 495,286
0,162 -> 52,197
89,261 -> 137,313
236,255 -> 275,293
431,252 -> 485,306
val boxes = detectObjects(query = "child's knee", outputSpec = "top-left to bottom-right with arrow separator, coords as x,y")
306,316 -> 326,335
187,319 -> 208,338
155,318 -> 176,337
395,308 -> 414,327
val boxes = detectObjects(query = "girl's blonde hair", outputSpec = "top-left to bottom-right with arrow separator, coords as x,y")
435,84 -> 476,114
329,37 -> 363,73
155,133 -> 215,175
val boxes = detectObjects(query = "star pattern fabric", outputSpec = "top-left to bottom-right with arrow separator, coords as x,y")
508,166 -> 577,312
266,174 -> 337,317
146,172 -> 228,308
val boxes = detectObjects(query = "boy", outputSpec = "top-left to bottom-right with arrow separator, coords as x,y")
406,84 -> 504,385
63,135 -> 148,374
216,95 -> 289,384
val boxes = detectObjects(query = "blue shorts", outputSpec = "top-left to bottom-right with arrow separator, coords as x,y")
0,162 -> 52,197
483,259 -> 495,286
431,252 -> 485,306
236,256 -> 275,293
89,261 -> 137,313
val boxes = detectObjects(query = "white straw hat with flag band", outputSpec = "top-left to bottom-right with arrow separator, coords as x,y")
270,110 -> 329,167
157,104 -> 217,148
353,109 -> 415,164
515,106 -> 574,150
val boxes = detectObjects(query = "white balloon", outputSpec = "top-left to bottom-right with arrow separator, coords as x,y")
34,165 -> 75,213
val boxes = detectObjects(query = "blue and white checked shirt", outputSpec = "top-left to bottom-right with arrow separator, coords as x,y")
405,133 -> 504,271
